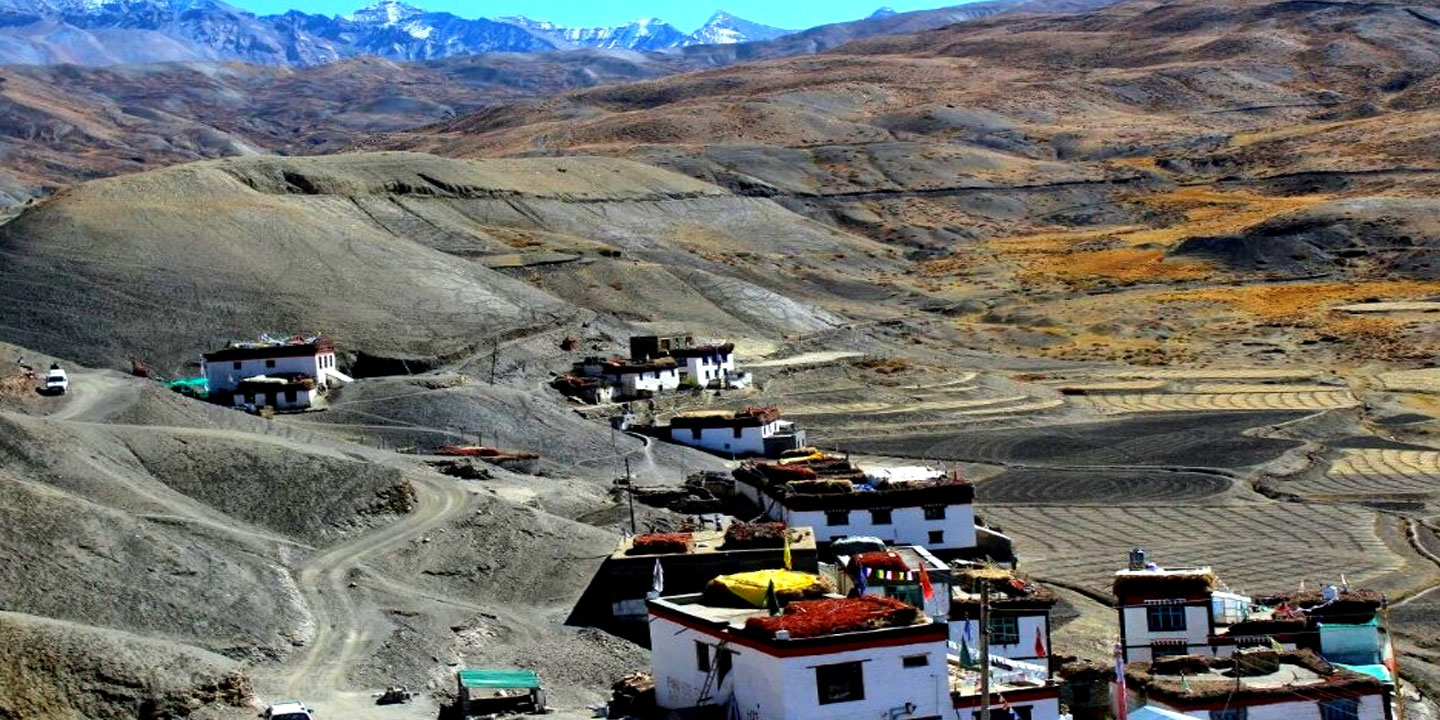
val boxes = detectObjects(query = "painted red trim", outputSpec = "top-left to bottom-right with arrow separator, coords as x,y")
648,603 -> 946,658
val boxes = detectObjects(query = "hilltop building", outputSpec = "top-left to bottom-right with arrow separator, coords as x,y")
732,459 -> 981,553
952,567 -> 1058,673
827,545 -> 952,620
201,336 -> 350,411
1114,549 -> 1394,675
557,334 -> 751,404
597,524 -> 818,639
666,407 -> 805,458
648,591 -> 952,720
1123,649 -> 1390,720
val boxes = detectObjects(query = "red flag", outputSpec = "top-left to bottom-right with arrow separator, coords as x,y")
1034,626 -> 1046,658
918,564 -> 935,601
999,693 -> 1013,711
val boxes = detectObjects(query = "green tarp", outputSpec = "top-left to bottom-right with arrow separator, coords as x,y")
457,669 -> 541,690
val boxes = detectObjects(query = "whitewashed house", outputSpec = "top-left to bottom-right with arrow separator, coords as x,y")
600,357 -> 681,398
202,337 -> 351,410
647,592 -> 954,720
733,464 -> 978,552
671,342 -> 737,387
828,546 -> 952,620
951,567 -> 1057,672
667,407 -> 804,458
952,655 -> 1063,720
1125,649 -> 1389,720
1115,550 -> 1393,671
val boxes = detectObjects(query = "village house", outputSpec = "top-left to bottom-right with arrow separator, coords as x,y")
732,459 -> 979,553
594,524 -> 818,641
1123,649 -> 1391,720
952,567 -> 1058,674
1114,550 -> 1395,687
202,336 -> 350,410
667,407 -> 805,458
647,590 -> 953,720
827,545 -> 952,620
670,342 -> 740,388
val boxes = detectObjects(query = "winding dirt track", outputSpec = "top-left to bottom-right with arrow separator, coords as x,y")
285,471 -> 474,700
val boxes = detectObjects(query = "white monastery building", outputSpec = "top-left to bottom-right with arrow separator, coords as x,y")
667,407 -> 805,458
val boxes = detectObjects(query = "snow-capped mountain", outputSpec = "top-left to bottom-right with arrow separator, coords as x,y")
0,0 -> 985,66
687,11 -> 790,45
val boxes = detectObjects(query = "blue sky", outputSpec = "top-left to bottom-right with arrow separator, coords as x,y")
232,0 -> 963,31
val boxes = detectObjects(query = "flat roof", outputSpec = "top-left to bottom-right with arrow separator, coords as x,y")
204,341 -> 331,362
649,593 -> 937,644
1127,651 -> 1383,707
612,527 -> 817,560
838,545 -> 948,574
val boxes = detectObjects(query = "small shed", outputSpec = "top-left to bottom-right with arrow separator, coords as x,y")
457,668 -> 545,716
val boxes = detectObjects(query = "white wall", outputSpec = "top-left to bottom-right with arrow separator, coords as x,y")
680,353 -> 736,386
650,616 -> 951,720
1121,603 -> 1211,663
230,386 -> 316,410
617,367 -> 680,395
781,502 -> 977,551
956,696 -> 1062,720
671,425 -> 767,457
205,350 -> 333,393
1153,693 -> 1386,720
952,612 -> 1049,664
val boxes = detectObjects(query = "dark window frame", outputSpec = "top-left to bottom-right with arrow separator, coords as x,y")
988,616 -> 1020,646
825,510 -> 850,527
902,654 -> 929,668
1147,604 -> 1187,632
694,641 -> 711,673
871,508 -> 893,525
923,505 -> 947,520
815,661 -> 865,705
928,530 -> 944,545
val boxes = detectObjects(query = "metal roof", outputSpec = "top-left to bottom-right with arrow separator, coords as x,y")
457,669 -> 541,690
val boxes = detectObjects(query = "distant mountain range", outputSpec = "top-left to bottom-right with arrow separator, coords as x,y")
0,0 -> 805,65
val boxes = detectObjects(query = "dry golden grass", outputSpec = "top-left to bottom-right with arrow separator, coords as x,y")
1153,281 -> 1440,321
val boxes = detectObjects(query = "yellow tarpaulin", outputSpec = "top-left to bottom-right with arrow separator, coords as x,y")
711,569 -> 823,607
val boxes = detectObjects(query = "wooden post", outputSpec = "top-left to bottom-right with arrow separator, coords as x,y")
980,581 -> 991,720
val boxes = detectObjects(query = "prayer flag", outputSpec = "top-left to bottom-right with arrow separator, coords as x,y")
1034,626 -> 1046,658
1114,644 -> 1129,720
960,635 -> 975,668
1180,673 -> 1191,693
963,616 -> 975,642
856,560 -> 868,596
1269,636 -> 1285,653
651,559 -> 664,596
919,564 -> 935,601
782,530 -> 792,571
765,579 -> 781,616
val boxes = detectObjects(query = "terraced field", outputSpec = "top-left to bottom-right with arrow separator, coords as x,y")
976,468 -> 1238,506
1280,449 -> 1440,500
990,504 -> 1408,597
1379,369 -> 1440,394
1078,390 -> 1359,414
849,412 -> 1306,468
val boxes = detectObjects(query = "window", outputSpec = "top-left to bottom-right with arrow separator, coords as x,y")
1210,710 -> 1247,720
233,361 -> 242,370
733,427 -> 743,438
265,359 -> 276,368
716,648 -> 733,682
902,654 -> 929,668
284,390 -> 297,403
928,530 -> 944,545
1318,699 -> 1360,720
871,508 -> 892,525
695,641 -> 711,672
691,428 -> 702,440
815,661 -> 864,705
826,510 -> 850,526
1146,605 -> 1187,632
988,616 -> 1020,645
924,506 -> 947,520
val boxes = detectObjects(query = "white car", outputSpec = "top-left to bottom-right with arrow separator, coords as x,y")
42,367 -> 68,395
263,701 -> 314,720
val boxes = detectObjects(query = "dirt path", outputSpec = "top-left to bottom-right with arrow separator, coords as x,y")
282,471 -> 474,708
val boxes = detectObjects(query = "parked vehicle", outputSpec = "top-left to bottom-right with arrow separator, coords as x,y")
262,701 -> 314,720
42,364 -> 68,395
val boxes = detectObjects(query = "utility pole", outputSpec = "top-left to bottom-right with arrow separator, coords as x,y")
625,457 -> 636,533
979,581 -> 991,720
489,339 -> 498,386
